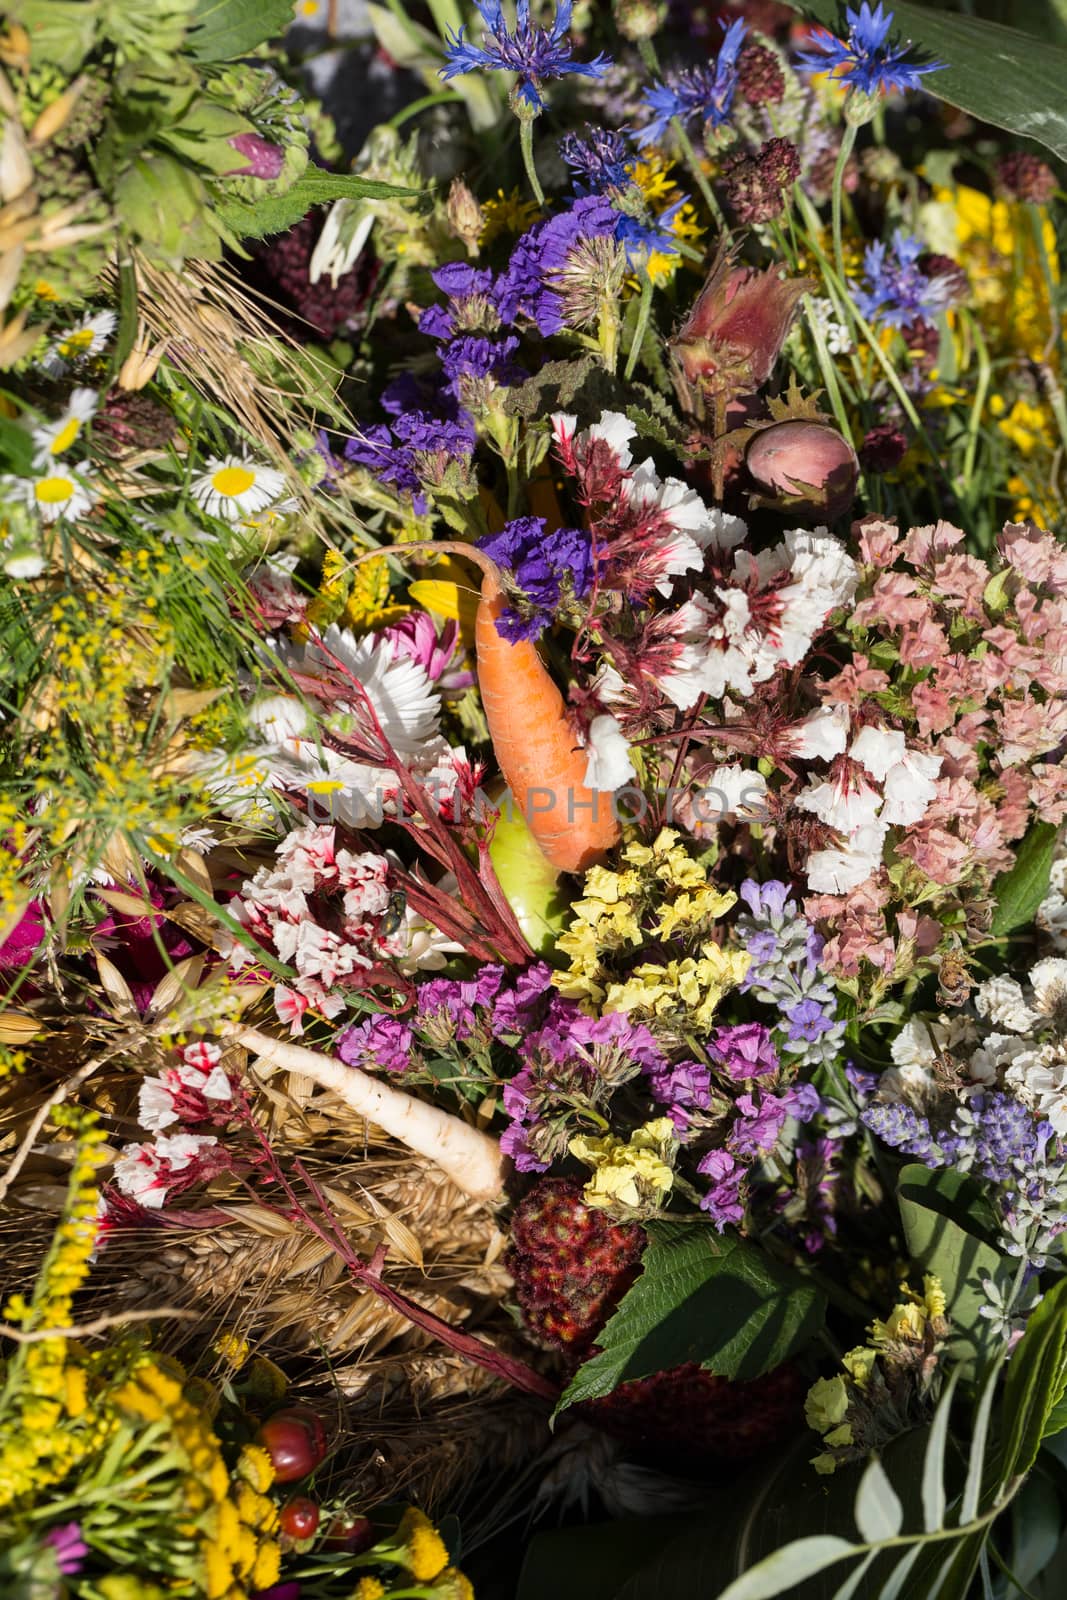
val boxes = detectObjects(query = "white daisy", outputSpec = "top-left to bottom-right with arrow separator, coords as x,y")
40,312 -> 116,378
190,455 -> 286,523
32,387 -> 97,464
16,463 -> 96,524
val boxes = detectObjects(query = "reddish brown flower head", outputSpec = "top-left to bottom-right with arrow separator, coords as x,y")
995,152 -> 1058,206
669,253 -> 814,417
737,40 -> 786,105
722,137 -> 800,225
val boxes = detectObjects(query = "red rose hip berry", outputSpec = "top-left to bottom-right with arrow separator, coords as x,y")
256,1406 -> 328,1483
279,1496 -> 320,1540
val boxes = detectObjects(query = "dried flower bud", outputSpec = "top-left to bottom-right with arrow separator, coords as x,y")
446,177 -> 485,255
746,419 -> 858,521
670,252 -> 813,416
860,423 -> 908,474
612,0 -> 667,41
737,41 -> 786,106
995,151 -> 1058,206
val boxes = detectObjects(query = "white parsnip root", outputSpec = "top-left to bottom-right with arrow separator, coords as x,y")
233,1028 -> 505,1203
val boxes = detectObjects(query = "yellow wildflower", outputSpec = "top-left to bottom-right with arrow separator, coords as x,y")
354,1580 -> 387,1600
235,1442 -> 275,1493
250,1540 -> 282,1591
394,1506 -> 449,1581
570,1118 -> 677,1212
480,187 -> 539,246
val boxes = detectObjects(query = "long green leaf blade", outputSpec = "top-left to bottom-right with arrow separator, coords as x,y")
854,1457 -> 903,1543
923,1368 -> 961,1533
962,1369 -> 999,1524
715,1536 -> 858,1600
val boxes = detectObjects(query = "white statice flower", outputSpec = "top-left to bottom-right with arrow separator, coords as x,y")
850,726 -> 907,782
112,1133 -> 219,1209
890,1019 -> 939,1070
879,1063 -> 935,1103
583,714 -> 636,792
972,1031 -> 1033,1086
797,767 -> 883,835
721,528 -> 859,689
1037,844 -> 1067,951
973,975 -> 1038,1034
40,312 -> 116,377
787,703 -> 850,762
12,462 -> 97,524
807,296 -> 852,355
1030,957 -> 1067,1017
806,823 -> 888,895
191,455 -> 287,523
702,763 -> 769,822
552,408 -> 637,468
879,749 -> 942,827
1005,1044 -> 1067,1135
31,387 -> 97,465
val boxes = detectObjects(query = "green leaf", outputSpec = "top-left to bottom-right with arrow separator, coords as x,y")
1001,1276 -> 1067,1480
780,2 -> 1067,164
897,1164 -> 1013,1372
990,820 -> 1058,938
624,404 -> 680,451
854,1458 -> 903,1544
558,1222 -> 826,1412
212,166 -> 419,241
714,1536 -> 859,1600
922,1368 -> 961,1533
187,0 -> 295,59
0,414 -> 34,476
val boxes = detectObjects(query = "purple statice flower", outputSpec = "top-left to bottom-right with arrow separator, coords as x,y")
707,1022 -> 780,1081
480,515 -> 594,641
440,0 -> 611,111
796,4 -> 943,98
417,970 -> 504,1041
44,1524 -> 88,1576
635,18 -> 746,150
851,231 -> 957,330
226,132 -> 286,180
699,1148 -> 745,1228
343,410 -> 476,510
496,194 -> 619,333
648,1058 -> 712,1132
492,962 -> 556,1036
794,1135 -> 841,1254
559,126 -> 633,191
783,997 -> 838,1043
420,262 -> 502,340
440,333 -> 525,402
337,1014 -> 414,1074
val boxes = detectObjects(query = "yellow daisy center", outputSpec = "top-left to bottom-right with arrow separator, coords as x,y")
211,466 -> 256,497
49,417 -> 83,455
59,329 -> 95,357
298,0 -> 319,13
35,476 -> 74,505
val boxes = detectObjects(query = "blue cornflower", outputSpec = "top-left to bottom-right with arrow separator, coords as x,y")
613,195 -> 687,266
441,0 -> 611,111
635,17 -> 746,150
851,229 -> 955,329
796,3 -> 943,97
559,127 -> 633,191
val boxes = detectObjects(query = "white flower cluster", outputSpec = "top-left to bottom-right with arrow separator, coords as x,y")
227,822 -> 461,1034
112,1041 -> 236,1210
1038,836 -> 1067,951
796,722 -> 942,895
885,959 -> 1067,1132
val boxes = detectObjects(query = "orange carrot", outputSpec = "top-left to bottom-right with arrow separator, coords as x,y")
364,541 -> 620,874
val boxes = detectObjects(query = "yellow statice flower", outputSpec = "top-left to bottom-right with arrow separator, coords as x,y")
570,1117 -> 678,1213
555,831 -> 745,1035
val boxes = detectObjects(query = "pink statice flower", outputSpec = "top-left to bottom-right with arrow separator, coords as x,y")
112,1133 -> 229,1210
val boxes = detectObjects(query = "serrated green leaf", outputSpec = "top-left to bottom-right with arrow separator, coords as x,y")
624,404 -> 678,451
212,166 -> 419,241
187,0 -> 294,59
715,1536 -> 859,1600
780,2 -> 1067,163
501,356 -> 605,421
897,1165 -> 1013,1372
990,820 -> 1058,938
855,1458 -> 903,1543
558,1222 -> 826,1413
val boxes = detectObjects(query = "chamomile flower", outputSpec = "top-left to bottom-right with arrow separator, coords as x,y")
32,388 -> 97,465
190,455 -> 287,523
16,463 -> 96,524
40,312 -> 116,377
